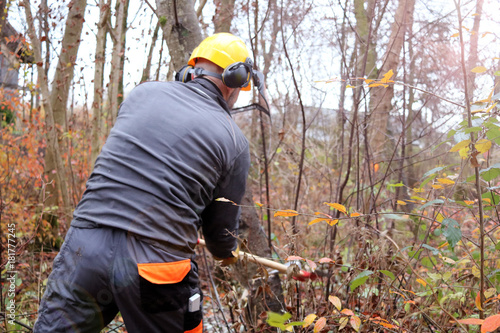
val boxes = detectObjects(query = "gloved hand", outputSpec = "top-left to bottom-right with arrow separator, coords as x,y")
213,244 -> 240,266
252,70 -> 265,92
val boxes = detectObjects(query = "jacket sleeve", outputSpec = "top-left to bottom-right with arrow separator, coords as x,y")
201,146 -> 250,259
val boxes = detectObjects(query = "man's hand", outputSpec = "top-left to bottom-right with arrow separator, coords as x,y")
214,244 -> 240,266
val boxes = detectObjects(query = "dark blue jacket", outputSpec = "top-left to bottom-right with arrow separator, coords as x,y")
72,78 -> 250,259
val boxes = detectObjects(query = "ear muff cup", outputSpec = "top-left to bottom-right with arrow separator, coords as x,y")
222,62 -> 252,89
175,65 -> 194,83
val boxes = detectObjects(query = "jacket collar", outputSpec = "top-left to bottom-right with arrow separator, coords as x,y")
187,77 -> 231,116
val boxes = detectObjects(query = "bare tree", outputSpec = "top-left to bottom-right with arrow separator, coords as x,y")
156,0 -> 202,76
90,0 -> 111,170
369,0 -> 416,156
106,0 -> 129,129
467,0 -> 484,102
24,0 -> 87,234
213,0 -> 235,33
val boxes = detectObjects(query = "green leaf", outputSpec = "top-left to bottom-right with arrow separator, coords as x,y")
266,312 -> 292,329
421,256 -> 437,269
466,174 -> 476,182
419,199 -> 444,210
486,126 -> 500,145
479,163 -> 500,182
422,244 -> 439,255
441,218 -> 461,248
387,182 -> 404,188
350,270 -> 374,291
428,272 -> 442,282
420,175 -> 436,188
380,270 -> 396,281
496,242 -> 500,251
495,71 -> 500,77
464,126 -> 482,134
423,166 -> 446,178
482,191 -> 500,205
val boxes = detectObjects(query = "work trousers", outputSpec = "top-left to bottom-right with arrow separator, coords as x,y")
34,224 -> 203,333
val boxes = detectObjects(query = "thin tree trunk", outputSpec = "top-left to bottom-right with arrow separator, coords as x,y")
369,0 -> 415,157
213,0 -> 235,33
141,19 -> 160,83
23,0 -> 75,228
466,0 -> 484,105
106,0 -> 129,130
90,0 -> 111,170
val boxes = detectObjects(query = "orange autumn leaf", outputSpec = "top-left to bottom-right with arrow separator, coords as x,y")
327,219 -> 339,226
341,309 -> 354,316
274,209 -> 299,217
286,255 -> 305,261
482,314 -> 500,333
350,315 -> 361,332
457,318 -> 484,325
416,278 -> 427,287
314,317 -> 326,333
319,257 -> 335,264
476,291 -> 483,311
324,202 -> 347,214
308,218 -> 330,226
380,69 -> 394,83
303,314 -> 317,327
350,212 -> 361,217
437,178 -> 455,185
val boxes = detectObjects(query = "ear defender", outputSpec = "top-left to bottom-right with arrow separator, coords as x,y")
175,65 -> 194,83
222,58 -> 253,89
175,58 -> 255,89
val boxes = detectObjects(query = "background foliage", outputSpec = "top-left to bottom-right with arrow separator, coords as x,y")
1,0 -> 500,332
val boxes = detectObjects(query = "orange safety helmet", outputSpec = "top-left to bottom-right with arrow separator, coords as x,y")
188,33 -> 252,91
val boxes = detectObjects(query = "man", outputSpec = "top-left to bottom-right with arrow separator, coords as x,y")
34,33 -> 265,333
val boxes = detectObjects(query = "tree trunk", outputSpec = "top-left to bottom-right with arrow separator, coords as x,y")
32,0 -> 86,230
369,0 -> 415,157
90,0 -> 111,170
141,20 -> 161,83
467,0 -> 484,105
155,0 -> 202,73
23,0 -> 81,234
213,0 -> 235,33
106,0 -> 129,129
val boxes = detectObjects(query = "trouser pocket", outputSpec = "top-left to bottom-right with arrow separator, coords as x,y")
138,259 -> 192,313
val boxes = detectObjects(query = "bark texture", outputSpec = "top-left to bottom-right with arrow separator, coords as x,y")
369,0 -> 415,156
90,0 -> 111,170
155,0 -> 202,73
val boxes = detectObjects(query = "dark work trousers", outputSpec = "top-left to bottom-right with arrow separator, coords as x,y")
34,224 -> 203,333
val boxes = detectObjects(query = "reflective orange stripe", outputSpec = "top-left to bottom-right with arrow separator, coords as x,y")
184,320 -> 202,333
137,259 -> 191,284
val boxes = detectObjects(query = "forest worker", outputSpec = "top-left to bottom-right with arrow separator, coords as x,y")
34,32 -> 267,333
